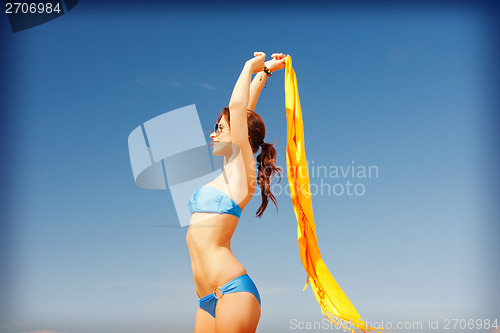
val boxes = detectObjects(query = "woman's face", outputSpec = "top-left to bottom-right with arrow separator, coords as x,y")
210,116 -> 232,156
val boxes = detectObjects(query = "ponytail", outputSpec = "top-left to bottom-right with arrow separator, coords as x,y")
256,142 -> 283,217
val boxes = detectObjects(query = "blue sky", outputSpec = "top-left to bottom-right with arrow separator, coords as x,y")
1,2 -> 498,333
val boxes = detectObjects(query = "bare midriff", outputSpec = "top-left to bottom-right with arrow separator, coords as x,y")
186,212 -> 246,299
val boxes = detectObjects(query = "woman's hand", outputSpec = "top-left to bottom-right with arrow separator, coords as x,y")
245,52 -> 267,74
264,53 -> 287,72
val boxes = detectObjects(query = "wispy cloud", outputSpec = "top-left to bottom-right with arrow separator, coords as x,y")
23,331 -> 63,333
196,81 -> 216,90
101,280 -> 168,289
167,80 -> 183,87
100,279 -> 192,291
134,76 -> 147,85
128,75 -> 184,90
0,321 -> 38,332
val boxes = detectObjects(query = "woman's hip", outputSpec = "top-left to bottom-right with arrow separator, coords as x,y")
194,266 -> 247,296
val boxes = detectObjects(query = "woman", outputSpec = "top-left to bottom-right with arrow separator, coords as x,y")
186,52 -> 286,333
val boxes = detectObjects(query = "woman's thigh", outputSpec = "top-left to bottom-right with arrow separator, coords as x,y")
194,307 -> 215,333
215,292 -> 261,333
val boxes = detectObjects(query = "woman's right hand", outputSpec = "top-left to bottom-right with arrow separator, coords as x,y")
245,52 -> 267,74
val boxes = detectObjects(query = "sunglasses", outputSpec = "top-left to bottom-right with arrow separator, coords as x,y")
214,123 -> 229,134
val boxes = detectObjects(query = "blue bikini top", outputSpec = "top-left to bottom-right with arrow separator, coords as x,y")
188,186 -> 242,218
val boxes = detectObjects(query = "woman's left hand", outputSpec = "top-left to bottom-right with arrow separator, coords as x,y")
245,52 -> 267,74
264,53 -> 287,72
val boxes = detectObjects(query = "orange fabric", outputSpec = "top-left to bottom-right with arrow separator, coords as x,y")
284,56 -> 381,333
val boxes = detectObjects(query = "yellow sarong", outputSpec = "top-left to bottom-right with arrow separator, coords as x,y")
284,56 -> 381,333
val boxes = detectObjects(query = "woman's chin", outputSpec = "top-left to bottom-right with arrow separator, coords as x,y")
212,142 -> 233,156
212,142 -> 223,156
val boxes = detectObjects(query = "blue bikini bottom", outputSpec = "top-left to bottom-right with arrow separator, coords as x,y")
198,274 -> 261,318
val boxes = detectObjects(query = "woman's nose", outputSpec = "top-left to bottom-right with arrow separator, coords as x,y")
210,132 -> 216,138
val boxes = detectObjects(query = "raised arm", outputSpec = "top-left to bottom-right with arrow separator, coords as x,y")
228,52 -> 266,150
247,71 -> 268,112
225,52 -> 287,199
247,53 -> 288,111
